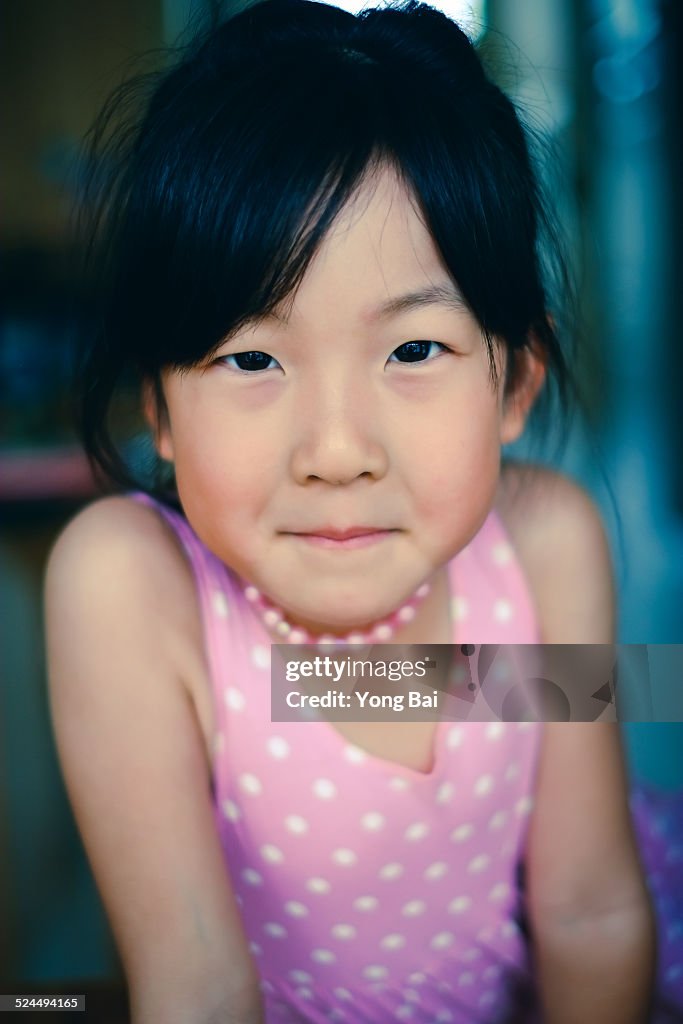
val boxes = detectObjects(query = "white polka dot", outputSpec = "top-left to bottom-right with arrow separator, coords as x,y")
361,811 -> 385,831
221,798 -> 241,822
468,853 -> 491,873
261,844 -> 284,864
485,722 -> 506,740
474,774 -> 494,797
448,895 -> 471,915
424,861 -> 448,881
251,644 -> 270,669
504,761 -> 520,782
334,988 -> 353,1001
380,933 -> 406,950
450,664 -> 468,687
446,726 -> 464,749
435,1011 -> 454,1023
239,773 -> 262,795
489,882 -> 511,902
344,745 -> 367,764
458,972 -> 475,986
430,931 -> 454,951
212,590 -> 230,617
491,541 -> 513,566
331,923 -> 357,940
403,989 -> 420,1004
408,973 -> 426,985
311,948 -> 337,964
404,821 -> 430,841
479,992 -> 496,1008
483,965 -> 501,981
263,922 -> 287,938
450,823 -> 474,843
396,1005 -> 414,1019
328,1010 -> 346,1022
224,687 -> 245,711
402,900 -> 426,917
493,599 -> 514,623
241,868 -> 263,886
267,736 -> 291,759
389,776 -> 410,791
516,795 -> 534,816
354,895 -> 379,911
379,862 -> 404,881
461,947 -> 482,962
285,814 -> 309,835
289,970 -> 313,984
332,848 -> 357,866
249,941 -> 262,956
307,877 -> 331,894
284,901 -> 309,917
362,965 -> 389,980
488,810 -> 508,830
296,986 -> 313,1000
451,596 -> 469,621
313,778 -> 337,799
436,781 -> 455,804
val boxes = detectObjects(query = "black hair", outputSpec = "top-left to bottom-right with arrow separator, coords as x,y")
75,0 -> 575,493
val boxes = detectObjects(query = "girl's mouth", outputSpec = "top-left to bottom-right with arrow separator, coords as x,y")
287,528 -> 397,550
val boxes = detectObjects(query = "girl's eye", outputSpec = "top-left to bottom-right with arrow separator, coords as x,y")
388,340 -> 447,364
221,351 -> 281,373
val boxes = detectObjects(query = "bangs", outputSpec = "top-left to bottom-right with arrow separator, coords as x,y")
105,51 -> 390,374
97,24 -> 539,377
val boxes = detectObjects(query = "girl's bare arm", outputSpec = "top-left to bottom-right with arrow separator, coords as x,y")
45,498 -> 264,1024
527,722 -> 657,1024
499,466 -> 657,1023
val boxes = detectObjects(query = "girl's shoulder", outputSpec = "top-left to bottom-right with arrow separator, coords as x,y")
46,494 -> 205,693
494,461 -> 615,643
48,493 -> 192,600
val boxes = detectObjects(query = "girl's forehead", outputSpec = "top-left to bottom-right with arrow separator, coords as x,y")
283,167 -> 454,323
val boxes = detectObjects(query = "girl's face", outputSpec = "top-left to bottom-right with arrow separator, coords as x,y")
152,167 -> 541,633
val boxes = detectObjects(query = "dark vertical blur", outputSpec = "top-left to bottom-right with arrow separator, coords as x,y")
663,0 -> 683,516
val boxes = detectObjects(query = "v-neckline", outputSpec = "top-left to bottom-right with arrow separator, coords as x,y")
284,555 -> 462,783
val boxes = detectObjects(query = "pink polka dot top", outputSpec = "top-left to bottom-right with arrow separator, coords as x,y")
130,491 -> 548,1022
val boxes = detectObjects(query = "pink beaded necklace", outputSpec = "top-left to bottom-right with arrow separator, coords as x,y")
242,580 -> 432,645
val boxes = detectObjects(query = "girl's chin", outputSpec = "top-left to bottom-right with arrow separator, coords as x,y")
278,608 -> 388,637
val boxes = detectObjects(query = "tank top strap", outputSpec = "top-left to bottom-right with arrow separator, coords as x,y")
449,507 -> 541,644
127,490 -> 239,695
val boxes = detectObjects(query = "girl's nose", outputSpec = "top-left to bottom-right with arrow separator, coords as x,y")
289,382 -> 389,486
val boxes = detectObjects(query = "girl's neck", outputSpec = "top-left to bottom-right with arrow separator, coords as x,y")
244,565 -> 453,646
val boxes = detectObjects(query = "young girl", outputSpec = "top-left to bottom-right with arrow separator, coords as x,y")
45,1 -> 683,1021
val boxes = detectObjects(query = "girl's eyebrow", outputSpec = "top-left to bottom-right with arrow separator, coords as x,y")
370,283 -> 467,321
263,283 -> 467,328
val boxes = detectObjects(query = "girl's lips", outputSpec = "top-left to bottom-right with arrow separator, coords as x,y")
289,529 -> 396,550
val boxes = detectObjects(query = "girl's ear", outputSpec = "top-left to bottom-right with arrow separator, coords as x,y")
142,378 -> 174,462
499,343 -> 547,445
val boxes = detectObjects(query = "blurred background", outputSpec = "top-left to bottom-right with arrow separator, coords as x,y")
1,0 -> 682,1013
